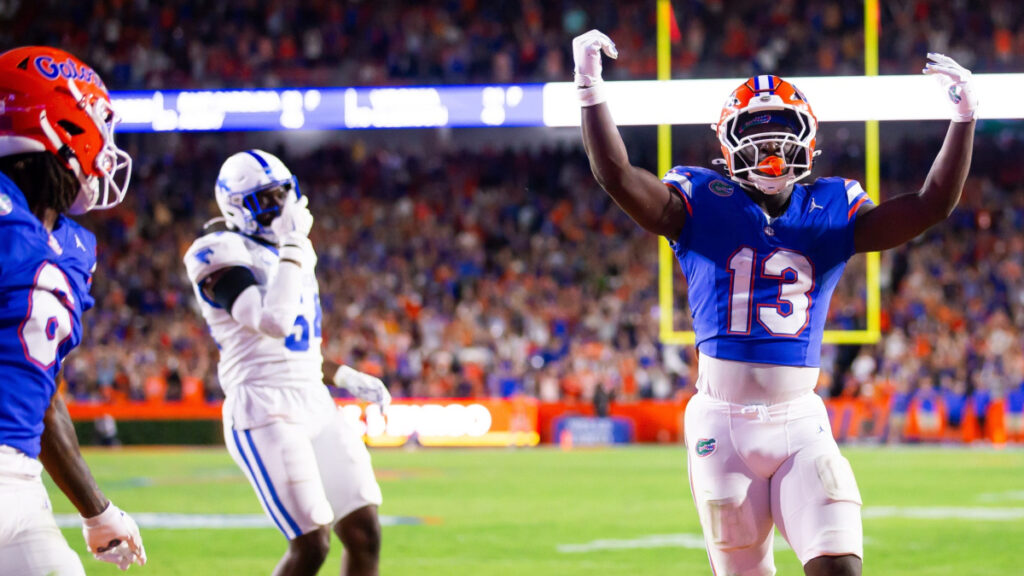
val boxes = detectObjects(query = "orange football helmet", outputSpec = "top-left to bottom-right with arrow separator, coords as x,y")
0,46 -> 131,214
714,75 -> 818,195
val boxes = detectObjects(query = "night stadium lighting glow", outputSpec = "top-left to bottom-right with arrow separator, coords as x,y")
542,73 -> 1024,127
110,74 -> 1024,133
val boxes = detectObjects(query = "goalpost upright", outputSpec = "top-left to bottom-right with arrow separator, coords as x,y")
656,0 -> 882,346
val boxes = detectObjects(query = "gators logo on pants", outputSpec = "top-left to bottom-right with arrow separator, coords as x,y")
696,438 -> 717,457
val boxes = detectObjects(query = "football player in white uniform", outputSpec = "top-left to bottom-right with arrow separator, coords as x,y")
184,150 -> 389,576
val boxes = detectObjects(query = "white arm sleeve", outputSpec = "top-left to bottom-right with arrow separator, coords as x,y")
229,259 -> 304,339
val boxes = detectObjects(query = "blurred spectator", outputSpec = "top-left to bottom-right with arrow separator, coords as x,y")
4,0 -> 1022,90
49,119 -> 1024,417
5,1 -> 1019,419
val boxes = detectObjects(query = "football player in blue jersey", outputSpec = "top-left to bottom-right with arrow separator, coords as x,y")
0,47 -> 145,574
572,30 -> 976,576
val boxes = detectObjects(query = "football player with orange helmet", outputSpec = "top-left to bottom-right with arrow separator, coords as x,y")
574,28 -> 976,576
0,46 -> 145,574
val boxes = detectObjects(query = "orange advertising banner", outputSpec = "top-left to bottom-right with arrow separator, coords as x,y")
67,397 -> 540,447
65,395 -> 1018,446
339,397 -> 540,447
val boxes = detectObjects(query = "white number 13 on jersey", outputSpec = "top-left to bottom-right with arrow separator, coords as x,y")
727,247 -> 813,336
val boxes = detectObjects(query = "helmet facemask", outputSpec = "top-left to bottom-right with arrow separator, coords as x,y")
38,79 -> 131,214
242,180 -> 295,232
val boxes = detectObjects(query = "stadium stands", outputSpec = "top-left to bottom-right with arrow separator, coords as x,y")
4,0 -> 1021,89
4,0 -> 1023,440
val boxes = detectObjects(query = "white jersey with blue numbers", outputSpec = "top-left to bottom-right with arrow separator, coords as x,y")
184,231 -> 323,395
0,173 -> 96,458
663,166 -> 873,368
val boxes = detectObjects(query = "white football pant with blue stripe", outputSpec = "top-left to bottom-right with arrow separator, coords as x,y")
224,385 -> 382,539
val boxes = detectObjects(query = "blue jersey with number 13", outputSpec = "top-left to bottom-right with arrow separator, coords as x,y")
663,166 -> 873,367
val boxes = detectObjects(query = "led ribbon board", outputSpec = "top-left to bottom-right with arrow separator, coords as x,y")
112,85 -> 547,132
111,74 -> 1024,132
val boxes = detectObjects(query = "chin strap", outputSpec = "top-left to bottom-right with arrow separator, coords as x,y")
37,109 -> 96,214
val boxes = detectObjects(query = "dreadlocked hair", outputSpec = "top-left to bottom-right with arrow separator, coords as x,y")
0,152 -> 80,215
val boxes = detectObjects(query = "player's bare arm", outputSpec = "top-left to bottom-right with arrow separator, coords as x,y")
39,393 -> 107,517
854,54 -> 977,253
575,30 -> 688,239
40,392 -> 147,569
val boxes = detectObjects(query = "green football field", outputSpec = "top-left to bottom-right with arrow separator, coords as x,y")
45,445 -> 1024,575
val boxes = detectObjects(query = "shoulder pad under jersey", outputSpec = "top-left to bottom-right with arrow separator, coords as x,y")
184,231 -> 255,284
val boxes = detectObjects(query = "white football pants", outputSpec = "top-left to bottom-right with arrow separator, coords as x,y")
685,355 -> 863,576
224,385 -> 382,540
0,446 -> 85,576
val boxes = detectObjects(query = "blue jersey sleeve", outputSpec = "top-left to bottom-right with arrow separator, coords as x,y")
51,217 -> 98,313
808,177 -> 875,267
661,166 -> 740,252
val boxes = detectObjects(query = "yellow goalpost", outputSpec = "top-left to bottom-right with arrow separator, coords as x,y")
656,0 -> 882,345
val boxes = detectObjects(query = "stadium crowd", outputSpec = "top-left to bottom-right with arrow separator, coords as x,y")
3,0 -> 1023,89
51,123 -> 1024,431
4,0 -> 1023,434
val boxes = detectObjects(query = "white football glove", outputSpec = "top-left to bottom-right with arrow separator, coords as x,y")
272,196 -> 315,266
573,29 -> 618,87
272,195 -> 314,243
81,503 -> 147,571
923,53 -> 978,122
572,29 -> 617,107
333,365 -> 391,411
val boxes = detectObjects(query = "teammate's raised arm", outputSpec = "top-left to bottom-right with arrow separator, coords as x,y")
853,53 -> 977,253
575,30 -> 688,239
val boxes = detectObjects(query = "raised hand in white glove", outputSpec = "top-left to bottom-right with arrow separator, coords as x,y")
923,53 -> 978,122
572,29 -> 618,106
272,196 -> 315,267
333,365 -> 391,411
272,196 -> 314,243
82,503 -> 147,571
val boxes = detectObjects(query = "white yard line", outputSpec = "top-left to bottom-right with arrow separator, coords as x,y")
976,490 -> 1024,503
54,513 -> 425,529
556,506 -> 1024,554
557,533 -> 798,553
862,506 -> 1024,521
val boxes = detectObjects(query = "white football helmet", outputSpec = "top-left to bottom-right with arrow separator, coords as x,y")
214,149 -> 300,242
